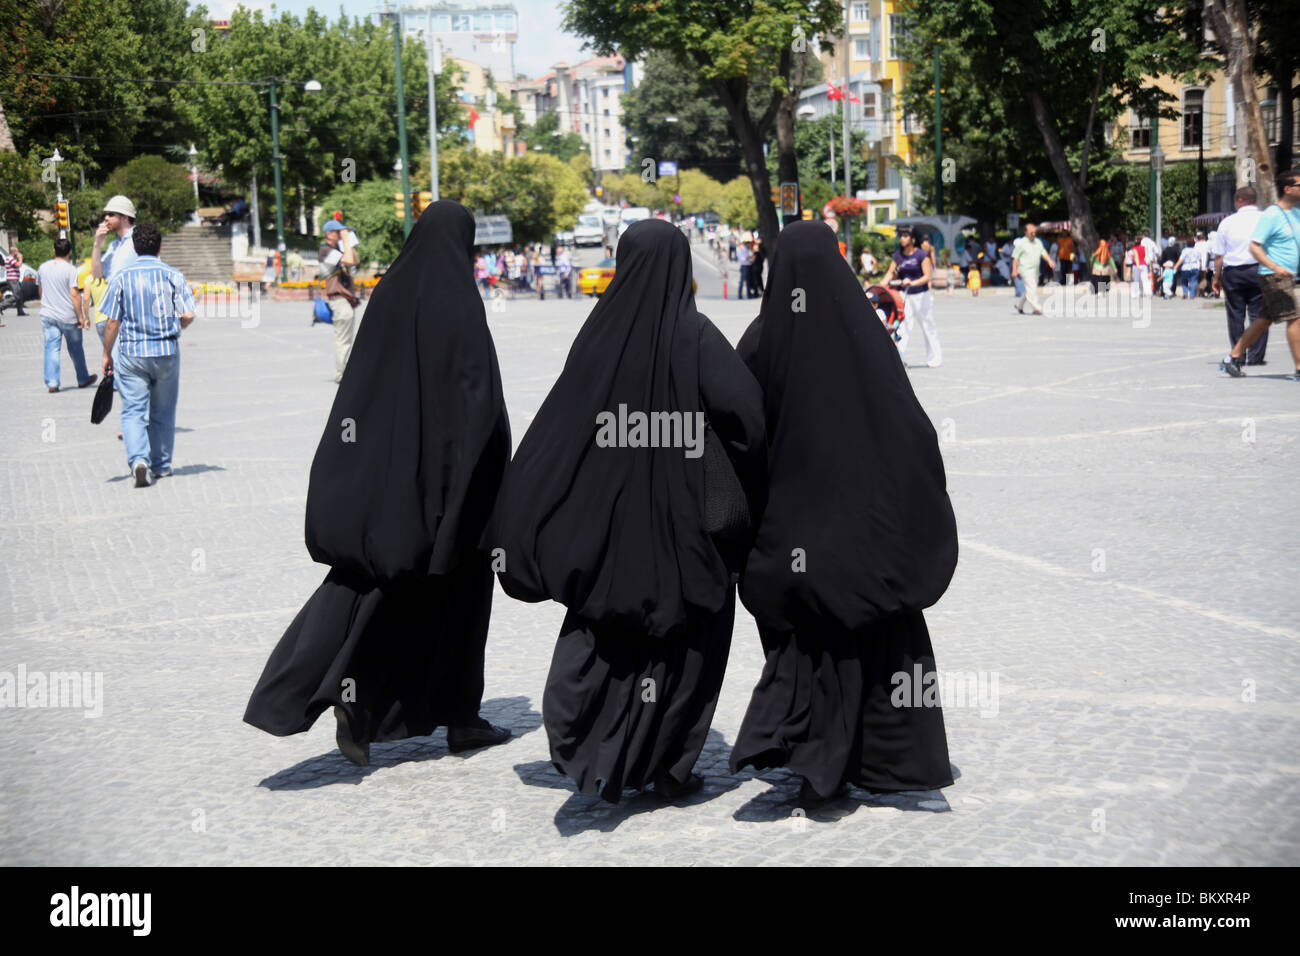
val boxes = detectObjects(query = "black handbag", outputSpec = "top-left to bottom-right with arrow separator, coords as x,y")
702,420 -> 751,542
90,372 -> 114,424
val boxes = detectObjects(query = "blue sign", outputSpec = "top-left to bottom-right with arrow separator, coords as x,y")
657,160 -> 678,178
534,264 -> 557,275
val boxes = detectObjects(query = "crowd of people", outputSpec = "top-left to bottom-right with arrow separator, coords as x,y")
472,244 -> 574,300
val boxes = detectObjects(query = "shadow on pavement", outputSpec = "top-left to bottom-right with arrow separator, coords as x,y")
731,761 -> 961,823
514,728 -> 745,835
257,695 -> 538,790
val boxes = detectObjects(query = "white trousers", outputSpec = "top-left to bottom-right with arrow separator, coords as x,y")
1130,265 -> 1151,298
896,289 -> 942,366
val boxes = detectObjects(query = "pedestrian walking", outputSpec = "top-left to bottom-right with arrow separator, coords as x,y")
729,220 -> 958,806
556,247 -> 573,298
92,195 -> 138,282
882,227 -> 942,366
75,256 -> 111,344
1219,168 -> 1300,380
1056,231 -> 1074,285
318,220 -> 360,384
98,223 -> 196,487
486,219 -> 765,802
737,239 -> 753,299
1088,239 -> 1115,294
1127,230 -> 1155,299
1175,239 -> 1199,298
1010,222 -> 1054,315
37,238 -> 97,393
245,200 -> 514,765
751,238 -> 766,296
3,244 -> 27,317
1212,187 -> 1267,365
1193,231 -> 1212,296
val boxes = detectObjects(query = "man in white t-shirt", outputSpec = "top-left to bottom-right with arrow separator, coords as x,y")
37,238 -> 97,392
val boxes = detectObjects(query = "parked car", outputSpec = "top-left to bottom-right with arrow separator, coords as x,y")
578,257 -> 616,296
574,213 -> 604,247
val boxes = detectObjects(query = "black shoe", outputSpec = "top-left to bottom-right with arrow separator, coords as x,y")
1245,359 -> 1267,366
1219,356 -> 1244,377
132,461 -> 152,487
1290,370 -> 1300,382
797,777 -> 849,807
653,769 -> 704,801
334,706 -> 370,766
446,720 -> 510,753
78,374 -> 98,388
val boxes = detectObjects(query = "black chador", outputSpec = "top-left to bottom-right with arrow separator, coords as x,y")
244,201 -> 513,764
729,220 -> 959,803
487,219 -> 765,802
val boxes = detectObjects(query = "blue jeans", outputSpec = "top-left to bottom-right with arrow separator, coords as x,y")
42,318 -> 92,389
116,352 -> 180,474
1180,268 -> 1199,298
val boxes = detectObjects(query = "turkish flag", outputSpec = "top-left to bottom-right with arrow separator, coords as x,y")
468,106 -> 481,128
826,82 -> 843,101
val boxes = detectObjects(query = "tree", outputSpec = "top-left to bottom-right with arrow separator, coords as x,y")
518,111 -> 587,163
563,0 -> 844,249
719,176 -> 758,230
0,153 -> 43,240
102,155 -> 195,229
901,0 -> 1212,264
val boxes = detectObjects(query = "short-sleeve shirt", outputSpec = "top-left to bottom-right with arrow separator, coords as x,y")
37,258 -> 80,323
100,256 -> 196,358
892,247 -> 929,294
1012,237 -> 1047,278
1250,204 -> 1300,276
101,227 -> 138,280
76,260 -> 110,325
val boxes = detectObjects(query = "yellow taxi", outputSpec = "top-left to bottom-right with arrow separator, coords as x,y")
578,257 -> 616,296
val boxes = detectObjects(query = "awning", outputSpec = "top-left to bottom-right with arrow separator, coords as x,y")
1191,211 -> 1230,227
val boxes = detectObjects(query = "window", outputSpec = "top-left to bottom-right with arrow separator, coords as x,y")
473,14 -> 492,31
902,112 -> 919,135
1262,86 -> 1279,144
1130,113 -> 1151,149
452,14 -> 470,31
852,2 -> 870,21
1182,89 -> 1204,148
888,15 -> 907,58
854,37 -> 871,60
495,13 -> 515,31
435,14 -> 450,31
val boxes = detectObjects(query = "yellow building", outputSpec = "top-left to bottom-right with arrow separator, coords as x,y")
810,0 -> 922,228
1115,66 -> 1298,213
448,56 -> 519,157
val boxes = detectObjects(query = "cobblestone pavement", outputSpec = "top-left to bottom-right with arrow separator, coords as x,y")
2,275 -> 1296,866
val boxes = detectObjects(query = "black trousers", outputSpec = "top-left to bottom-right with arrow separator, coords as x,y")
1222,264 -> 1267,363
5,279 -> 27,313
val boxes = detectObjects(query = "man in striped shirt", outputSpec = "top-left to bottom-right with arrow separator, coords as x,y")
100,223 -> 197,487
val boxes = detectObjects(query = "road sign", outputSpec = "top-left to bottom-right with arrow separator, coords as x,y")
657,160 -> 678,178
473,214 -> 512,245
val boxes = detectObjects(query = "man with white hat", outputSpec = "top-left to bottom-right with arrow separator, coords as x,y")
92,195 -> 138,282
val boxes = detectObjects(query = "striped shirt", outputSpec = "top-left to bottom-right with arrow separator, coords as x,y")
100,256 -> 196,357
3,254 -> 19,281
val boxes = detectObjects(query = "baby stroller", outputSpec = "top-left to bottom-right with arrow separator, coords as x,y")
865,284 -> 906,342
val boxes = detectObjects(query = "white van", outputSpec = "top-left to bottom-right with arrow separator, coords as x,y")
618,206 -> 651,237
574,213 -> 604,247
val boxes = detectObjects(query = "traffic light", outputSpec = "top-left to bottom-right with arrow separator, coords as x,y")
395,192 -> 406,220
55,200 -> 70,232
413,191 -> 433,215
779,182 -> 799,216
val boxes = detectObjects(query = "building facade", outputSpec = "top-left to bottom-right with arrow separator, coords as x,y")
814,0 -> 921,226
512,57 -> 642,175
374,2 -> 519,82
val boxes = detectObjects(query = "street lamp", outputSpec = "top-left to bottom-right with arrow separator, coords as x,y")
665,116 -> 680,218
188,144 -> 199,223
267,76 -> 321,281
49,148 -> 66,241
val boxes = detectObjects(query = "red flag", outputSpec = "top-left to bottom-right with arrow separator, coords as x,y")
826,82 -> 843,101
468,106 -> 481,128
847,90 -> 861,104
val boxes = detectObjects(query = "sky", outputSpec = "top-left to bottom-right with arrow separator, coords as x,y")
201,0 -> 592,79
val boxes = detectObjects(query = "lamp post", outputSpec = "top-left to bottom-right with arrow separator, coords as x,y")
188,144 -> 199,224
665,115 -> 681,218
267,77 -> 321,281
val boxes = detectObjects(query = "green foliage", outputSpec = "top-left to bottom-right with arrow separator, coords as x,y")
1115,160 -> 1233,236
518,111 -> 588,163
103,156 -> 195,229
719,177 -> 758,230
0,153 -> 44,240
318,176 -> 407,267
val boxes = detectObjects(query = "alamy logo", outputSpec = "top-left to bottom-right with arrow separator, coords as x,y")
595,404 -> 705,459
0,665 -> 103,718
50,886 -> 151,936
891,666 -> 1000,718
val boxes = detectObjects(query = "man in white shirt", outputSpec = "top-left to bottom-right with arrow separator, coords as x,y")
1130,230 -> 1156,298
1212,187 -> 1267,364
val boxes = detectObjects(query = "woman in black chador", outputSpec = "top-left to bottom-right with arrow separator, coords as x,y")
244,200 -> 513,765
487,219 -> 764,802
729,220 -> 959,804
